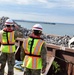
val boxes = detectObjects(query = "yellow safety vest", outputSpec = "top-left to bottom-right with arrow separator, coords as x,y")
0,30 -> 15,53
23,37 -> 44,69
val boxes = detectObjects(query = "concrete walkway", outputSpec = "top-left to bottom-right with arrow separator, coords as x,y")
5,63 -> 23,75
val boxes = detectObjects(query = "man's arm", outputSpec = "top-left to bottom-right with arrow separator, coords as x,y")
41,42 -> 47,73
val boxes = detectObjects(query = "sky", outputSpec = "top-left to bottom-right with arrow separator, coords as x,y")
0,0 -> 74,24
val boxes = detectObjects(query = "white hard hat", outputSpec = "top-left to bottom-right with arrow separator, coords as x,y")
32,24 -> 42,31
68,37 -> 74,49
5,19 -> 14,25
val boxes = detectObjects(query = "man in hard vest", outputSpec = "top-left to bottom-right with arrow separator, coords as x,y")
0,18 -> 23,75
22,24 -> 47,75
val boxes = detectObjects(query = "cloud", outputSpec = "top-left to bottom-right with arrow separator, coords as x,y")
0,0 -> 74,9
0,0 -> 14,2
16,0 -> 49,5
0,0 -> 48,5
37,0 -> 48,3
2,10 -> 74,24
49,0 -> 74,8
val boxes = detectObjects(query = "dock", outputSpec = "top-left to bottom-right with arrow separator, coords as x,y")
4,37 -> 74,75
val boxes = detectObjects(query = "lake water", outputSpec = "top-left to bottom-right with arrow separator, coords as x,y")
15,20 -> 74,36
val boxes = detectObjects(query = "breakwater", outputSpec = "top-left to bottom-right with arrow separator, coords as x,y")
0,16 -> 72,47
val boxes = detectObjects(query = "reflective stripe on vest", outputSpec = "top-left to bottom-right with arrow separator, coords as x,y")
23,38 -> 44,69
23,39 -> 28,53
0,30 -> 15,53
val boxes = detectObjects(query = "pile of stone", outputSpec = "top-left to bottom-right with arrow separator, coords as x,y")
0,16 -> 72,47
43,34 -> 71,47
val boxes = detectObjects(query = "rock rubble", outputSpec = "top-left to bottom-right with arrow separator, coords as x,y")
0,16 -> 72,47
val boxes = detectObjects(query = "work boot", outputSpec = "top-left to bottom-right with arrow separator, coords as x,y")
8,72 -> 14,75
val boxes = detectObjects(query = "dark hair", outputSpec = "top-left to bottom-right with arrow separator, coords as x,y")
33,30 -> 42,35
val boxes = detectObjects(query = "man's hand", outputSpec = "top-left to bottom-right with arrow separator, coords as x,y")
14,24 -> 19,29
42,67 -> 46,74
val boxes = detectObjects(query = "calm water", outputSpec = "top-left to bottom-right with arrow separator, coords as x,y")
15,20 -> 74,36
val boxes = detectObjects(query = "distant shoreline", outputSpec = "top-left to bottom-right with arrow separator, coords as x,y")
14,19 -> 74,25
14,20 -> 56,25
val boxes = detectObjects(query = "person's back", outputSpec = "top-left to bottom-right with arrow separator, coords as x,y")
23,24 -> 47,75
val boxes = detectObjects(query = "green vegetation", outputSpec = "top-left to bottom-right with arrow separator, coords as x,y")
52,61 -> 61,74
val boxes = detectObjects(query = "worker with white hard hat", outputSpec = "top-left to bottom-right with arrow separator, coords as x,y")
0,18 -> 22,75
23,24 -> 47,75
